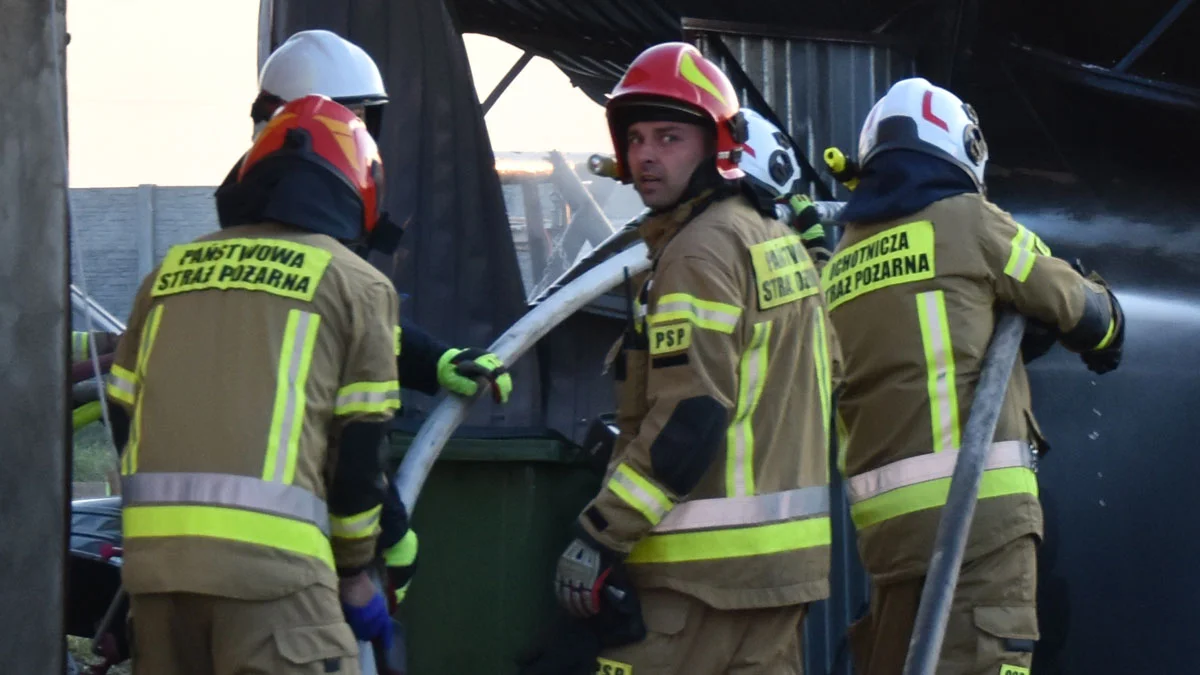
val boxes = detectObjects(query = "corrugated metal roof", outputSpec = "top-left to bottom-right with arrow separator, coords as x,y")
689,20 -> 917,200
450,0 -> 678,101
450,0 -> 874,103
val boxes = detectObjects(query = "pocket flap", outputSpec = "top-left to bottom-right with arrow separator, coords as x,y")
640,590 -> 689,636
273,622 -> 358,665
973,605 -> 1040,642
1023,409 -> 1051,457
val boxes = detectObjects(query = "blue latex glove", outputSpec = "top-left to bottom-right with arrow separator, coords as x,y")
342,591 -> 393,653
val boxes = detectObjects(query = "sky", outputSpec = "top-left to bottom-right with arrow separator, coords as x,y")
64,1 -> 612,188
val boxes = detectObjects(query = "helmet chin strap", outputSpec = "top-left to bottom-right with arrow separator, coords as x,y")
651,156 -> 733,214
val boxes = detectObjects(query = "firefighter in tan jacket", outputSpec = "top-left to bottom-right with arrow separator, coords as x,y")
551,43 -> 837,675
826,78 -> 1126,674
106,96 -> 406,674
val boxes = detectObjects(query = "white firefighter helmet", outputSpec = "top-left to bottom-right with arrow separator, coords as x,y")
254,30 -> 387,138
260,29 -> 386,105
857,77 -> 988,188
739,108 -> 801,200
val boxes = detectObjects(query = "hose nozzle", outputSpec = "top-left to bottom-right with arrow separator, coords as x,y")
588,154 -> 619,179
823,147 -> 860,191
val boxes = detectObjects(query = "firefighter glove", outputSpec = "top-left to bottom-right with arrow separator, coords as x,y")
342,590 -> 393,653
555,534 -> 620,619
788,194 -> 827,250
1070,259 -> 1126,375
382,529 -> 418,612
437,348 -> 513,403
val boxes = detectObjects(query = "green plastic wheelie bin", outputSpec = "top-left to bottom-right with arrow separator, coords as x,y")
388,432 -> 604,674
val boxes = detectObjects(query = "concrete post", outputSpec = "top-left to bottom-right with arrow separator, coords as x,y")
0,0 -> 71,671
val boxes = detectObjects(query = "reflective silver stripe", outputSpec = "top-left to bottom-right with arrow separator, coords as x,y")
123,472 -> 330,536
107,373 -> 137,400
334,388 -> 400,411
610,466 -> 671,524
330,506 -> 381,538
72,332 -> 88,360
917,291 -> 958,453
846,441 -> 1033,504
1010,228 -> 1034,280
652,299 -> 741,330
729,322 -> 770,497
653,485 -> 830,533
267,310 -> 319,484
655,301 -> 738,324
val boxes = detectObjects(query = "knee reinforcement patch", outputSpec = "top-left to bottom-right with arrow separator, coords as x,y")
650,396 -> 728,496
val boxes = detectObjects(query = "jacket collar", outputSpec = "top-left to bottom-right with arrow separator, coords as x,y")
637,189 -> 718,260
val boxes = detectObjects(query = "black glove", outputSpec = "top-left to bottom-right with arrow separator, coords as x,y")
1021,318 -> 1059,364
1071,259 -> 1125,375
518,564 -> 645,675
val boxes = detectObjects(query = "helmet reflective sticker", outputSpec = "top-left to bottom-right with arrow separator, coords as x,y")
739,108 -> 801,199
856,77 -> 989,188
679,52 -> 729,106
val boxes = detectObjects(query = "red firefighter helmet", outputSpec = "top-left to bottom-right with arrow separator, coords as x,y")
240,94 -> 385,236
606,42 -> 745,182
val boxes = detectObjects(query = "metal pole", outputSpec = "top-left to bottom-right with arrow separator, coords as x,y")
1113,0 -> 1195,72
70,284 -> 127,334
901,311 -> 1028,675
0,0 -> 70,672
481,51 -> 533,115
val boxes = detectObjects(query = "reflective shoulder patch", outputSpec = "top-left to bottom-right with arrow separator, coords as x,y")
822,220 -> 936,311
749,234 -> 820,310
151,238 -> 333,302
649,322 -> 692,355
596,656 -> 634,675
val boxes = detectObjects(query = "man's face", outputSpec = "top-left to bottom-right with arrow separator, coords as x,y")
625,120 -> 710,210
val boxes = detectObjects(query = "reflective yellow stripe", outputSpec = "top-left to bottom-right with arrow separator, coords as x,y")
123,504 -> 335,570
850,467 -> 1038,530
727,322 -> 771,497
608,464 -> 673,525
107,364 -> 138,406
1003,224 -> 1047,283
916,291 -> 960,453
394,325 -> 402,357
1097,316 -> 1117,350
264,310 -> 321,485
334,381 -> 401,416
627,516 -> 831,564
383,529 -> 418,567
123,304 -> 165,476
73,401 -> 103,430
799,223 -> 824,242
812,313 -> 832,481
72,332 -> 89,361
649,293 -> 742,334
331,504 -> 382,539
